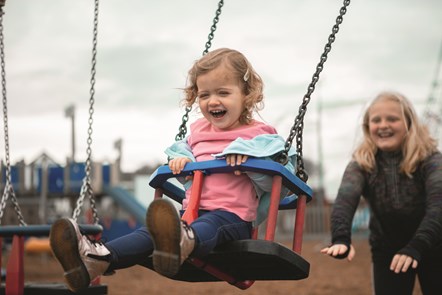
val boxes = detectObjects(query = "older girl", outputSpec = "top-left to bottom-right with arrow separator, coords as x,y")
321,91 -> 442,295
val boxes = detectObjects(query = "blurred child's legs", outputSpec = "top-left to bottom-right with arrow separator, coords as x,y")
190,209 -> 253,257
372,249 -> 442,295
50,202 -> 254,289
372,258 -> 416,295
107,208 -> 253,269
416,254 -> 442,295
105,226 -> 154,270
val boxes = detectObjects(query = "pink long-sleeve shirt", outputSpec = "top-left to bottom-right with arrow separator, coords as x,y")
185,118 -> 277,221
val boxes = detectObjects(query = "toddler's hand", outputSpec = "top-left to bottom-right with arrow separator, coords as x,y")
169,157 -> 192,174
226,154 -> 248,176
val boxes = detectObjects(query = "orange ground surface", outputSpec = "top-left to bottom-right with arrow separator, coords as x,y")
10,238 -> 423,295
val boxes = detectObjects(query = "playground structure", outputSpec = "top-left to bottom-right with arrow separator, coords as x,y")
0,153 -> 146,232
0,154 -> 119,225
0,154 -> 147,295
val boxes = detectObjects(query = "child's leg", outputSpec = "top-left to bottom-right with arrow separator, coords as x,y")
50,219 -> 155,292
372,256 -> 416,295
50,218 -> 113,292
146,199 -> 196,278
190,210 -> 253,257
105,226 -> 155,270
417,254 -> 442,295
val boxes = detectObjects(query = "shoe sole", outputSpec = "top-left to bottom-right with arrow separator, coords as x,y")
146,199 -> 181,278
49,218 -> 90,292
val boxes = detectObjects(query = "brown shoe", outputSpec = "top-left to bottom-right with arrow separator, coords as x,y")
146,199 -> 195,278
49,218 -> 111,292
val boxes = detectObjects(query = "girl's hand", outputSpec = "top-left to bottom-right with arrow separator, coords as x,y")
390,254 -> 418,273
169,157 -> 192,175
226,154 -> 248,176
320,244 -> 356,261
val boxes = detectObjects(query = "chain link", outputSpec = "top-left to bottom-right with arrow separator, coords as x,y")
280,0 -> 351,182
0,6 -> 27,226
175,106 -> 191,141
202,0 -> 224,56
72,0 -> 100,224
174,0 -> 224,141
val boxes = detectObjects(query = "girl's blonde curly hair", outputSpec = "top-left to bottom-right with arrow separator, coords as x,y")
183,48 -> 264,125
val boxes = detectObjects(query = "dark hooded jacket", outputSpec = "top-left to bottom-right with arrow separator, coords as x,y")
331,151 -> 442,262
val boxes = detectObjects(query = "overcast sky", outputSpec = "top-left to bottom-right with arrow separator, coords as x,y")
1,0 -> 442,199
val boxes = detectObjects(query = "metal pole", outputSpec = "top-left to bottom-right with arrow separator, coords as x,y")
38,155 -> 48,223
64,105 -> 76,162
316,95 -> 325,233
114,138 -> 122,177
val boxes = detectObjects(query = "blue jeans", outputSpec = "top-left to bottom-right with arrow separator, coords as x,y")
105,210 -> 252,270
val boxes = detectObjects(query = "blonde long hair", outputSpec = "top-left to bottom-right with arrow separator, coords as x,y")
183,48 -> 264,125
353,91 -> 438,176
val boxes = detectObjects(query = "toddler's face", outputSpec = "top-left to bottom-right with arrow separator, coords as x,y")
196,65 -> 246,130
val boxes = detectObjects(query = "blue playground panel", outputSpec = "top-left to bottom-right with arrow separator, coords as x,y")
67,162 -> 111,192
4,162 -> 112,194
102,164 -> 111,186
48,166 -> 64,193
36,165 -> 65,193
1,165 -> 20,191
36,163 -> 85,193
69,162 -> 86,193
35,163 -> 112,193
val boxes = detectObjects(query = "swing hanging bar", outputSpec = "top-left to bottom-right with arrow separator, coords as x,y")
279,0 -> 351,182
0,0 -> 27,226
72,0 -> 100,224
175,0 -> 224,141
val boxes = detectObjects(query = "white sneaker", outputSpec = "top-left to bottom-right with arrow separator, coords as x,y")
146,199 -> 195,278
49,218 -> 111,292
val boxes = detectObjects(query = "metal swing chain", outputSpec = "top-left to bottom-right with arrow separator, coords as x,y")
0,4 -> 27,226
175,0 -> 224,141
202,0 -> 224,56
280,0 -> 351,182
72,0 -> 100,224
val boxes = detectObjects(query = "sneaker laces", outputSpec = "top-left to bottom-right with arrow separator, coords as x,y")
79,228 -> 108,250
80,234 -> 111,261
80,234 -> 113,276
91,239 -> 106,248
181,221 -> 195,239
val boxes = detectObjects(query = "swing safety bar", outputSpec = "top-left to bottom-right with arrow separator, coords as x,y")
149,159 -> 313,289
149,159 -> 313,207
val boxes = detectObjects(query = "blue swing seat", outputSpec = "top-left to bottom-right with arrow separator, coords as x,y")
147,159 -> 313,288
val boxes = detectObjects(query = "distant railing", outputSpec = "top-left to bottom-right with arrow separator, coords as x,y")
276,201 -> 369,237
0,160 -> 120,195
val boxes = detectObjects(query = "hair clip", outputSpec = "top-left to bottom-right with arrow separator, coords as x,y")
243,69 -> 250,82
